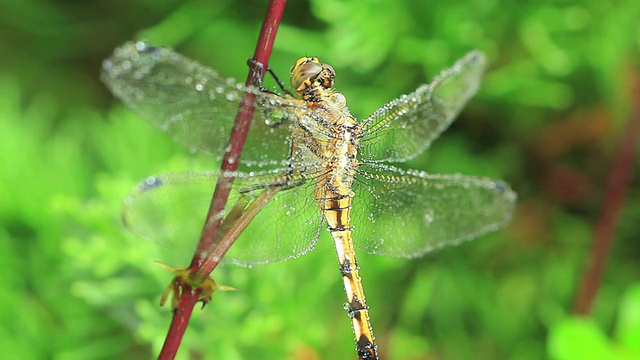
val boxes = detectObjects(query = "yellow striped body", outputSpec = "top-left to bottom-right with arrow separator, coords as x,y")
288,57 -> 377,358
312,103 -> 377,358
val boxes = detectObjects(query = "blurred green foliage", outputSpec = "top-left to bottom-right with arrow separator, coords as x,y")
1,0 -> 639,359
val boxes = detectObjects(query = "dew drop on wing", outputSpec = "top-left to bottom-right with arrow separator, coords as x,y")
102,59 -> 112,71
424,208 -> 435,224
139,64 -> 151,74
141,176 -> 162,191
135,41 -> 154,53
433,182 -> 446,190
123,195 -> 134,206
492,180 -> 508,192
343,302 -> 351,311
467,50 -> 481,63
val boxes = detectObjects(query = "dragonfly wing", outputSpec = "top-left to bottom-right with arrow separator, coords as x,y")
122,171 -> 323,267
101,41 -> 302,166
351,163 -> 516,258
358,51 -> 486,163
227,170 -> 324,266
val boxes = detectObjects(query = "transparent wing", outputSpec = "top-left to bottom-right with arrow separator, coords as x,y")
101,41 -> 304,167
122,171 -> 323,267
351,163 -> 516,257
358,51 -> 486,163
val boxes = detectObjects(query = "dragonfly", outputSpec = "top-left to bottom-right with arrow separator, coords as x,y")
102,41 -> 516,359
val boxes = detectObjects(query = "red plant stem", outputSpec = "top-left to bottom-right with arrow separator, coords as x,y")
191,0 -> 286,271
572,74 -> 640,315
157,1 -> 287,359
158,288 -> 201,358
201,189 -> 279,274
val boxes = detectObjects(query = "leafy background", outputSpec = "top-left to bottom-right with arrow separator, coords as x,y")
1,0 -> 639,359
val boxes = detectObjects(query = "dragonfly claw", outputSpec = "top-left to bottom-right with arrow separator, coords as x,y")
155,261 -> 236,309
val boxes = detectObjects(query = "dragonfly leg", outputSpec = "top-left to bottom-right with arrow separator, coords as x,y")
219,195 -> 252,235
247,57 -> 294,97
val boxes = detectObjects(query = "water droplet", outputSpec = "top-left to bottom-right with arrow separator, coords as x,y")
424,209 -> 434,224
141,176 -> 162,191
343,303 -> 355,318
121,60 -> 131,70
135,41 -> 147,52
195,83 -> 204,91
102,59 -> 112,71
492,180 -> 507,192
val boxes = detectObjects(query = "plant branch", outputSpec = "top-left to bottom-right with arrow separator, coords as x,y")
192,0 -> 286,271
157,1 -> 287,358
572,70 -> 640,315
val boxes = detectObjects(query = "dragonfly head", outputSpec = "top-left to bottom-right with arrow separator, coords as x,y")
290,57 -> 335,96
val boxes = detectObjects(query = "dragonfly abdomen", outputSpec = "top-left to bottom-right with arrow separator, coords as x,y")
319,194 -> 352,230
317,186 -> 377,358
328,227 -> 378,359
307,96 -> 378,355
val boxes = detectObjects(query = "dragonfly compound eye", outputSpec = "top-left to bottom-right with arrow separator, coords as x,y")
291,58 -> 324,91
